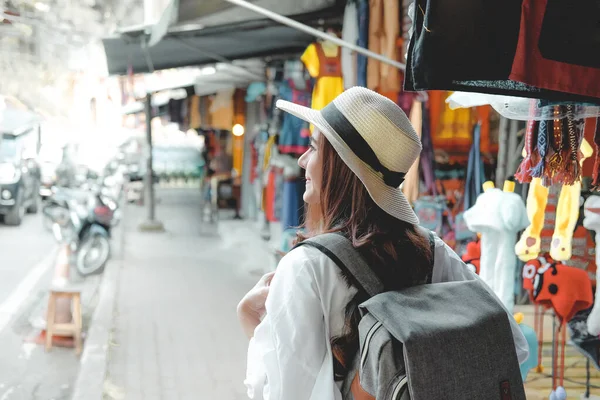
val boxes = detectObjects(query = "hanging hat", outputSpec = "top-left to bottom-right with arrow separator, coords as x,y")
276,87 -> 422,224
533,263 -> 593,324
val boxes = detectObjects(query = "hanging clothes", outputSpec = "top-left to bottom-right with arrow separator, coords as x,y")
367,0 -> 401,93
403,100 -> 422,203
419,101 -> 437,196
464,123 -> 485,210
189,95 -> 201,129
281,178 -> 306,230
356,0 -> 369,87
430,91 -> 473,153
301,41 -> 345,111
209,89 -> 235,130
404,0 -> 600,104
278,80 -> 312,155
341,1 -> 359,89
509,0 -> 600,100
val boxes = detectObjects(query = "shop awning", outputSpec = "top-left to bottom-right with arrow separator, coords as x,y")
102,0 -> 344,76
0,108 -> 40,135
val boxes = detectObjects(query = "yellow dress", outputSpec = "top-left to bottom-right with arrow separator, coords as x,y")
301,42 -> 345,112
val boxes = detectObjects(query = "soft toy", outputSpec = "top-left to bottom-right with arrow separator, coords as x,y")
461,240 -> 481,275
533,263 -> 593,325
515,139 -> 593,262
463,180 -> 529,313
514,312 -> 539,382
532,262 -> 593,394
583,195 -> 600,336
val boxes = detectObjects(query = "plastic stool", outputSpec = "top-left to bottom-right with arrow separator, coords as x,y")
45,287 -> 83,354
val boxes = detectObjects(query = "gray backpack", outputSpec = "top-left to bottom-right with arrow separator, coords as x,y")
297,231 -> 526,400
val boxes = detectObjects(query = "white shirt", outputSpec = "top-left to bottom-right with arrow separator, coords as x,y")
245,236 -> 530,400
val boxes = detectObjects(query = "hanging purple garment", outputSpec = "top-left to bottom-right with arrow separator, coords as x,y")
419,102 -> 437,195
397,91 -> 417,116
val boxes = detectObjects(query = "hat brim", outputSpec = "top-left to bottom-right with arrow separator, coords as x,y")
276,99 -> 419,225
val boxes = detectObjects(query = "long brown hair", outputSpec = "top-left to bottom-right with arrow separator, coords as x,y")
299,135 -> 433,377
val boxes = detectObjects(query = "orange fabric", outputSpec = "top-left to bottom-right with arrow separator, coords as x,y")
314,42 -> 343,78
533,263 -> 593,324
367,0 -> 401,92
476,106 -> 495,153
429,91 -> 475,152
378,91 -> 397,102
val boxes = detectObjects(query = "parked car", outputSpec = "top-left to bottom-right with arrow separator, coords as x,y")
0,129 -> 41,225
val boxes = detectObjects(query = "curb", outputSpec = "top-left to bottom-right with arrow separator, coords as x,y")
70,204 -> 126,400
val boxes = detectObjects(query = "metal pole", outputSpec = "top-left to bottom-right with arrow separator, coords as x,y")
222,0 -> 406,71
145,93 -> 155,221
140,92 -> 165,231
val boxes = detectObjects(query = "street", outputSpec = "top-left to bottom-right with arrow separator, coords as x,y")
0,211 -> 93,400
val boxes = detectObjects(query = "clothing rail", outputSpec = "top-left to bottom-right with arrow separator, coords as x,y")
222,0 -> 407,71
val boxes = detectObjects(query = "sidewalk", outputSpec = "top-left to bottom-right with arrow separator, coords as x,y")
71,187 -> 599,400
73,188 -> 274,400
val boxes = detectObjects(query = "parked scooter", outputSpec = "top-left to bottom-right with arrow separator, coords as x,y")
42,185 -> 119,276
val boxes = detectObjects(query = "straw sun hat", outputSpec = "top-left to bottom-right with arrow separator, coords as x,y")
276,86 -> 422,225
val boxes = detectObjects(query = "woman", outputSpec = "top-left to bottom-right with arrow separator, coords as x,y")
238,87 -> 528,400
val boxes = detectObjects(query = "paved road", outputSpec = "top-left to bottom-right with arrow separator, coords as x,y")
0,210 -> 101,400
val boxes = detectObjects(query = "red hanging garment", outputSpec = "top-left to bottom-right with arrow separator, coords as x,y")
509,0 -> 600,99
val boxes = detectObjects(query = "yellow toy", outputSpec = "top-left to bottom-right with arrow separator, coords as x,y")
515,139 -> 593,262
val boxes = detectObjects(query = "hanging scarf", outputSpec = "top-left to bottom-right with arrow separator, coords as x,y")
559,105 -> 585,186
530,119 -> 549,180
515,119 -> 539,183
545,106 -> 568,185
592,118 -> 600,191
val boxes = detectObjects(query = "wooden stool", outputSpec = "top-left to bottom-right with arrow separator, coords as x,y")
45,287 -> 83,355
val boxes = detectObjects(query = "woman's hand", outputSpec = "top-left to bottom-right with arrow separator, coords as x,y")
237,271 -> 275,339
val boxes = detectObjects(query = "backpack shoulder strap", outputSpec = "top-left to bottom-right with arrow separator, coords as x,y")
294,233 -> 384,297
294,228 -> 437,296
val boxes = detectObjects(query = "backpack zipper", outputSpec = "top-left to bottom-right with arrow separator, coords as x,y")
391,376 -> 408,400
361,321 -> 383,367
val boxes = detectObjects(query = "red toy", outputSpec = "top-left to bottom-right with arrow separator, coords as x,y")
461,240 -> 481,275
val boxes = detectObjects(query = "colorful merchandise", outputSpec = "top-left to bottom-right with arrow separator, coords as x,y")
428,91 -> 473,153
516,106 -> 589,187
509,0 -> 600,100
366,0 -> 401,92
532,262 -> 593,325
356,0 -> 369,88
583,195 -> 600,336
463,181 -> 529,313
463,123 -> 485,210
531,261 -> 593,394
515,139 -> 593,262
402,99 -> 422,204
278,80 -> 312,155
301,41 -> 344,112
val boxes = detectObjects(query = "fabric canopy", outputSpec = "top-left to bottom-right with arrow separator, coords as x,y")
0,108 -> 40,134
102,0 -> 344,76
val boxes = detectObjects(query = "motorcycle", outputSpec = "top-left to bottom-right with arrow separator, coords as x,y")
42,185 -> 119,276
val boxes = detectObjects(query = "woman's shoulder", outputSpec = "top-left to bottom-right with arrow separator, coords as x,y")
277,244 -> 344,285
